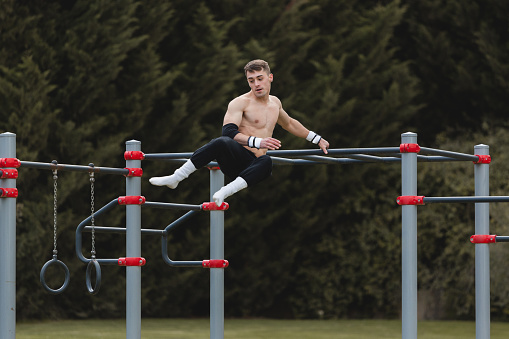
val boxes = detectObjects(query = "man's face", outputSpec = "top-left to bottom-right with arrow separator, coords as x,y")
246,70 -> 273,98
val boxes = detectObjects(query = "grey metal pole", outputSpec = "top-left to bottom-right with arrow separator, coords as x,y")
0,132 -> 16,339
210,168 -> 225,339
474,144 -> 490,339
125,140 -> 142,339
401,132 -> 418,339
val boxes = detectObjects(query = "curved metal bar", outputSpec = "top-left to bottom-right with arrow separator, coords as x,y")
40,256 -> 70,295
161,211 -> 203,267
75,198 -> 120,265
86,259 -> 101,295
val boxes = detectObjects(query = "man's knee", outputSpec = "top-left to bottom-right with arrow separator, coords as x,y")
211,136 -> 237,148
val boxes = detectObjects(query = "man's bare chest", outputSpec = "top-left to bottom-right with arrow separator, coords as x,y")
242,103 -> 279,129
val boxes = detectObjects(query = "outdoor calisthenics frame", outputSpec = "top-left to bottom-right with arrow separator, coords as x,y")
0,131 -> 504,339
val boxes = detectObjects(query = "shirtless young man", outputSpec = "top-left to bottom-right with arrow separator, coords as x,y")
150,59 -> 329,205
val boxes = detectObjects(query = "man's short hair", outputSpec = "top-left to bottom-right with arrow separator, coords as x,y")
244,59 -> 271,76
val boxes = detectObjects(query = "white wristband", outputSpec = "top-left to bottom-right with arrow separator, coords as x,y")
248,136 -> 262,149
306,131 -> 321,144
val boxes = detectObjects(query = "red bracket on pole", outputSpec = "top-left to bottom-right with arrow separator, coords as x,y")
124,168 -> 143,177
470,235 -> 497,244
397,196 -> 425,205
208,166 -> 221,170
0,188 -> 18,198
124,151 -> 145,160
0,169 -> 18,179
0,158 -> 21,168
202,259 -> 229,268
118,196 -> 146,205
400,143 -> 421,153
474,155 -> 491,164
118,257 -> 146,266
201,202 -> 229,211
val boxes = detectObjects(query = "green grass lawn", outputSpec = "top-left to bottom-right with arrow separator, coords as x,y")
15,318 -> 509,339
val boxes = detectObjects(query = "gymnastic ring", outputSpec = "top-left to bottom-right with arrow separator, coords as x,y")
86,259 -> 101,295
40,257 -> 70,295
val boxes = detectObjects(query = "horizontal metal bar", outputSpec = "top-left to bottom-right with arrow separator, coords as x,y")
84,226 -> 164,235
144,153 -> 194,160
144,201 -> 202,211
268,147 -> 401,157
417,155 -> 472,163
20,161 -> 129,175
419,147 -> 479,162
424,196 -> 509,203
496,236 -> 509,243
93,259 -> 120,265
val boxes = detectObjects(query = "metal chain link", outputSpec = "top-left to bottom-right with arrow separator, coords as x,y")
89,169 -> 96,259
52,169 -> 58,257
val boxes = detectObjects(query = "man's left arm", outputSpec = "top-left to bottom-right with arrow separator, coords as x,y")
277,104 -> 329,154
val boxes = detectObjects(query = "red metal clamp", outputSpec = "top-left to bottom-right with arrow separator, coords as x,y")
207,166 -> 221,170
470,235 -> 497,244
124,151 -> 145,160
118,196 -> 146,205
202,259 -> 229,268
0,169 -> 18,179
124,168 -> 143,177
397,196 -> 425,205
118,257 -> 146,266
201,202 -> 229,211
474,155 -> 491,164
400,143 -> 421,153
0,158 -> 21,168
0,188 -> 18,198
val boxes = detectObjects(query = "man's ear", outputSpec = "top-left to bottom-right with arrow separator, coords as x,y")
269,73 -> 273,82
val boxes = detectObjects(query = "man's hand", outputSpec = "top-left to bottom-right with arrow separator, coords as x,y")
260,137 -> 282,150
318,138 -> 329,154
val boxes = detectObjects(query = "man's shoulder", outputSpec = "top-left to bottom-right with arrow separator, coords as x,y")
228,93 -> 250,109
269,95 -> 282,106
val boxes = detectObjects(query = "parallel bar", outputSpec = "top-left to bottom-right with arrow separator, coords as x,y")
496,236 -> 509,242
420,146 -> 479,161
144,201 -> 202,211
20,161 -> 129,175
475,144 -> 490,339
401,132 -> 418,339
0,132 -> 16,339
424,196 -> 509,203
84,226 -> 164,235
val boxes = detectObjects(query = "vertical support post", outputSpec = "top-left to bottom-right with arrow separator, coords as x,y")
401,132 -> 418,339
0,132 -> 16,339
210,168 -> 225,339
125,140 -> 142,339
475,144 -> 490,339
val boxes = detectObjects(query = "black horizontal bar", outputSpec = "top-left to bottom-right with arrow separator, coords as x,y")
84,226 -> 164,235
144,201 -> 202,211
496,236 -> 509,243
20,161 -> 129,175
419,147 -> 479,162
424,196 -> 509,203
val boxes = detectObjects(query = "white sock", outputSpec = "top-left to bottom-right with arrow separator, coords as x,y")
212,177 -> 248,206
149,159 -> 197,189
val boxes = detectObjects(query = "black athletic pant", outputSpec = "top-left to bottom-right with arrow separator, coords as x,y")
190,137 -> 272,186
